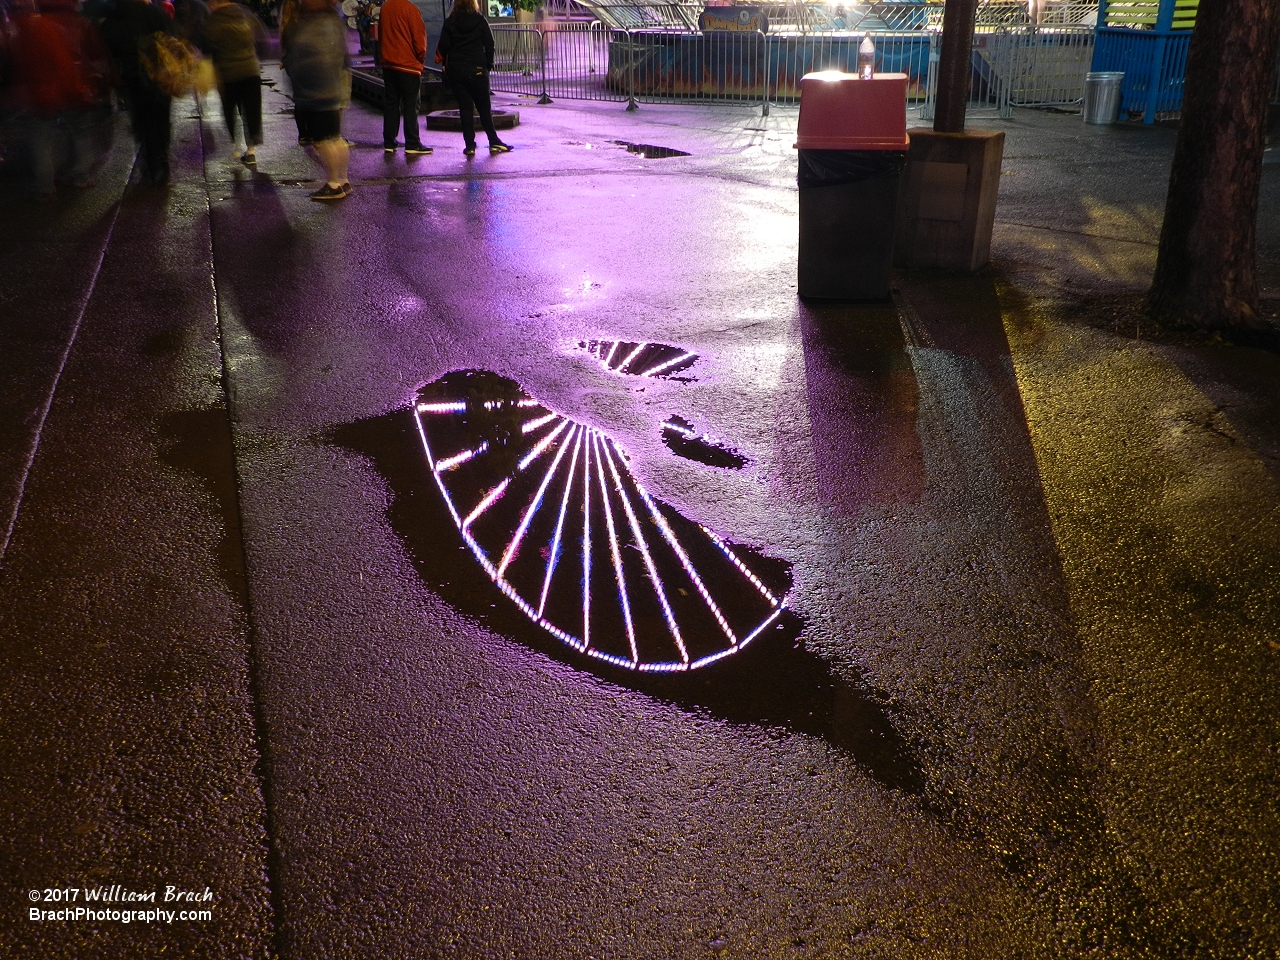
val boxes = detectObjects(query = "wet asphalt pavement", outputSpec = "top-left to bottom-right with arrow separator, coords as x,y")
1,67 -> 1279,960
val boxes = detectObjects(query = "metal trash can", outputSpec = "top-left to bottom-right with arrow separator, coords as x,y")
1083,71 -> 1124,125
794,72 -> 910,300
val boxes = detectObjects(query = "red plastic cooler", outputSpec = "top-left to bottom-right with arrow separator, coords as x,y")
795,72 -> 909,300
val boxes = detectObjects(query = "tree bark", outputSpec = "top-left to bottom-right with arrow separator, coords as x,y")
933,0 -> 980,133
1147,0 -> 1280,331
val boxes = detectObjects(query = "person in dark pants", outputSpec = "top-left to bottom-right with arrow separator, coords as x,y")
378,0 -> 429,154
201,0 -> 266,163
434,0 -> 509,157
100,0 -> 175,184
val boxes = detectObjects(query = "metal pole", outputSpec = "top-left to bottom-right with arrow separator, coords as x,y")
758,29 -> 770,116
933,0 -> 979,132
626,29 -> 639,110
538,29 -> 553,102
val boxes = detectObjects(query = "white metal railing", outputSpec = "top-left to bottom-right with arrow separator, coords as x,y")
489,19 -> 1094,115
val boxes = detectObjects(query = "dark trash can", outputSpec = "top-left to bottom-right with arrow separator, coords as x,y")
795,72 -> 910,301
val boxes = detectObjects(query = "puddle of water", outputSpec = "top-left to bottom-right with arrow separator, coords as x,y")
414,370 -> 782,671
611,140 -> 692,159
330,400 -> 924,793
580,340 -> 697,380
661,415 -> 749,470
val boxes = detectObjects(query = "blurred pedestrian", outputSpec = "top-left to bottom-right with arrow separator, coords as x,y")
8,0 -> 111,195
201,0 -> 265,163
435,0 -> 509,157
282,0 -> 349,200
377,0 -> 427,155
172,0 -> 210,46
100,0 -> 176,184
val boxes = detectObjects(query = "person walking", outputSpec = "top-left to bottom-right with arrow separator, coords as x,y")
7,0 -> 110,195
282,0 -> 351,200
434,0 -> 509,157
201,0 -> 266,164
378,0 -> 429,155
100,0 -> 177,185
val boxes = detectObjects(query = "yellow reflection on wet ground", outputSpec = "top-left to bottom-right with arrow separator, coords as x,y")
1000,294 -> 1280,949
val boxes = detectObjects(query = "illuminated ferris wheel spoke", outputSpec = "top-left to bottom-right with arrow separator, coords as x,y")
498,424 -> 580,580
599,437 -> 688,666
581,430 -> 593,652
538,428 -> 585,620
591,433 -> 639,665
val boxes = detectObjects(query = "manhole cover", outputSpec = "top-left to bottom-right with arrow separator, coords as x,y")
426,109 -> 520,132
611,140 -> 690,159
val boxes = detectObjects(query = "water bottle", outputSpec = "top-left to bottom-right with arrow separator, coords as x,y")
858,33 -> 875,79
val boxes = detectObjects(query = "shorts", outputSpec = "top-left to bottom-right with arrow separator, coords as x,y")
294,108 -> 341,144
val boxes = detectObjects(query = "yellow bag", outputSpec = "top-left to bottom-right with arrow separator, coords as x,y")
138,32 -> 198,97
194,57 -> 217,97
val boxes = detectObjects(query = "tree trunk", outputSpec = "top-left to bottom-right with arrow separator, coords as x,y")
1147,0 -> 1280,331
933,0 -> 980,133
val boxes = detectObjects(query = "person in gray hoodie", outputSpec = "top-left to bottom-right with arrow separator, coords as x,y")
201,0 -> 266,163
282,0 -> 350,199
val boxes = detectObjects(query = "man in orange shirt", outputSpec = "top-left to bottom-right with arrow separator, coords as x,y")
379,0 -> 431,154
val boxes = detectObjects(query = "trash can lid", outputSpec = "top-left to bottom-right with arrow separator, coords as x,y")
794,72 -> 910,151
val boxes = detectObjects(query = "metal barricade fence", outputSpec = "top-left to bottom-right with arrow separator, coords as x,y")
1001,24 -> 1095,107
490,22 -> 1094,117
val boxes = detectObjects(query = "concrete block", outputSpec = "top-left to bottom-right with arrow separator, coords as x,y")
894,129 -> 1004,271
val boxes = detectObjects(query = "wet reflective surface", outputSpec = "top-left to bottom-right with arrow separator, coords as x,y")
661,414 -> 750,469
579,339 -> 698,379
413,370 -> 783,671
6,85 -> 1280,960
611,140 -> 692,159
332,402 -> 924,794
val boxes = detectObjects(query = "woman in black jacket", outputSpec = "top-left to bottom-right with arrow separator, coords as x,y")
434,0 -> 511,156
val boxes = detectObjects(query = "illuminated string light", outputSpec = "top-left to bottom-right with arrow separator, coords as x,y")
598,438 -> 688,665
616,341 -> 648,373
632,482 -> 738,647
418,401 -> 468,414
521,412 -> 558,435
434,441 -> 489,474
698,525 -> 779,606
517,418 -> 570,472
581,431 -> 592,652
662,418 -> 697,438
603,341 -> 621,368
538,430 -> 584,620
462,478 -> 510,530
737,605 -> 784,650
638,351 -> 696,378
413,372 -> 788,672
592,433 -> 639,665
415,408 -> 462,528
498,425 -> 580,579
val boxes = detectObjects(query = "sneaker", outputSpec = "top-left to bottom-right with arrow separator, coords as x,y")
242,151 -> 257,166
341,181 -> 352,195
384,143 -> 397,154
463,145 -> 476,157
404,145 -> 432,156
310,183 -> 347,202
489,141 -> 513,154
